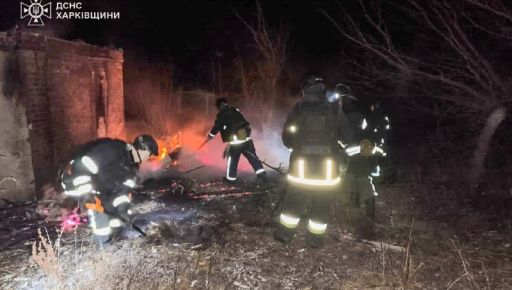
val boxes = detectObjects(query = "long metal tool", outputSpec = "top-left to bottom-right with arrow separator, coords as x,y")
193,139 -> 209,154
242,149 -> 286,176
103,209 -> 147,237
183,165 -> 205,174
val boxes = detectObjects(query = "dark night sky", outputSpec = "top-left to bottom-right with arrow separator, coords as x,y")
1,0 -> 350,85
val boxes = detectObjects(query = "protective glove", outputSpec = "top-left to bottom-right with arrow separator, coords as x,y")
118,210 -> 133,225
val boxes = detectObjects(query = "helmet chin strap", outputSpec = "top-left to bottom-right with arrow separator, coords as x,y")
129,144 -> 143,163
135,149 -> 142,163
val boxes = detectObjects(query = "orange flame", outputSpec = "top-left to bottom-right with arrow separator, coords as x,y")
159,147 -> 168,160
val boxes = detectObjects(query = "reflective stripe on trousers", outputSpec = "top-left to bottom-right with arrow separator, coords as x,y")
307,219 -> 327,235
279,213 -> 300,229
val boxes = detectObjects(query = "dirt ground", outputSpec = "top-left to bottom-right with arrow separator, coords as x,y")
1,164 -> 512,290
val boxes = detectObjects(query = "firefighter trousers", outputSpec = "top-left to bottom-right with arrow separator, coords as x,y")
225,140 -> 265,181
278,185 -> 335,236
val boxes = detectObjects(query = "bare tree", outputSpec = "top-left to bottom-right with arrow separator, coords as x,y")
233,1 -> 288,130
322,0 -> 512,185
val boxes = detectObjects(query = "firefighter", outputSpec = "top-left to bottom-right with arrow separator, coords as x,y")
274,75 -> 352,248
364,99 -> 396,184
206,98 -> 267,183
59,135 -> 159,247
343,139 -> 385,239
365,100 -> 391,148
337,85 -> 364,141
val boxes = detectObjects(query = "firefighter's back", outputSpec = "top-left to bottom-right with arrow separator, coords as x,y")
64,138 -> 135,194
285,100 -> 342,187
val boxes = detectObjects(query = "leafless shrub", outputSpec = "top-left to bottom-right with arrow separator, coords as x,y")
322,0 -> 512,188
233,0 -> 289,130
125,62 -> 183,138
447,238 -> 490,290
31,228 -> 61,281
322,0 -> 512,115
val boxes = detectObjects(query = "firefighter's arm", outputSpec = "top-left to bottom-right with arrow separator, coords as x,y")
208,114 -> 223,139
282,106 -> 301,148
372,144 -> 387,157
384,115 -> 391,131
337,110 -> 354,145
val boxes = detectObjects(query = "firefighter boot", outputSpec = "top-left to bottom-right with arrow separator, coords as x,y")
256,172 -> 269,189
257,172 -> 268,184
222,177 -> 236,184
273,224 -> 295,244
305,232 -> 324,248
92,233 -> 112,249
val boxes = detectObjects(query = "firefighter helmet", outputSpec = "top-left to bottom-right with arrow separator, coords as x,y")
335,83 -> 350,96
301,75 -> 326,101
215,98 -> 229,110
133,135 -> 159,156
301,75 -> 326,91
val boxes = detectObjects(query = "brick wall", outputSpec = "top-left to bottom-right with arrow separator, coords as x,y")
0,31 -> 125,199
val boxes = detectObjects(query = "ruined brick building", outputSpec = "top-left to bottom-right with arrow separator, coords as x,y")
0,31 -> 125,202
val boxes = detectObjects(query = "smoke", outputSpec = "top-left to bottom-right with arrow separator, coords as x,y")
130,104 -> 292,181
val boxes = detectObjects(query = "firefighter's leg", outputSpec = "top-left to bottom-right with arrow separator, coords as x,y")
225,146 -> 242,182
342,173 -> 361,227
274,185 -> 306,243
87,209 -> 112,248
242,141 -> 267,181
381,145 -> 397,184
307,189 -> 335,248
109,190 -> 133,239
354,176 -> 377,240
365,176 -> 378,220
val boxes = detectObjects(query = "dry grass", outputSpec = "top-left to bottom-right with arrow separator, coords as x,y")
31,228 -> 62,281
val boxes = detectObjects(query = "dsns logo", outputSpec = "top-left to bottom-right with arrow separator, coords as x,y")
20,0 -> 52,27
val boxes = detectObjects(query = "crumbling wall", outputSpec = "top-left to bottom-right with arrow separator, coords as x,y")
0,49 -> 35,201
0,31 -> 125,200
44,37 -> 125,165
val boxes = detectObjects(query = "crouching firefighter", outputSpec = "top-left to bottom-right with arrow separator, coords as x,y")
343,139 -> 386,239
206,98 -> 267,183
274,75 -> 353,248
59,135 -> 159,247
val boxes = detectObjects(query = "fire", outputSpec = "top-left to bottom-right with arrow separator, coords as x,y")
156,131 -> 182,161
158,147 -> 168,160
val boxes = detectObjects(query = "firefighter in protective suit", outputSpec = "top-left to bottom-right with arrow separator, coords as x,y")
343,139 -> 386,239
364,99 -> 396,184
206,98 -> 267,183
59,135 -> 159,247
274,75 -> 353,248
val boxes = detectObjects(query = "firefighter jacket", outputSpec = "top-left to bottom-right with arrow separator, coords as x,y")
282,100 -> 353,188
345,142 -> 385,177
343,142 -> 385,201
346,111 -> 366,142
209,105 -> 251,144
60,138 -> 137,215
365,108 -> 391,146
